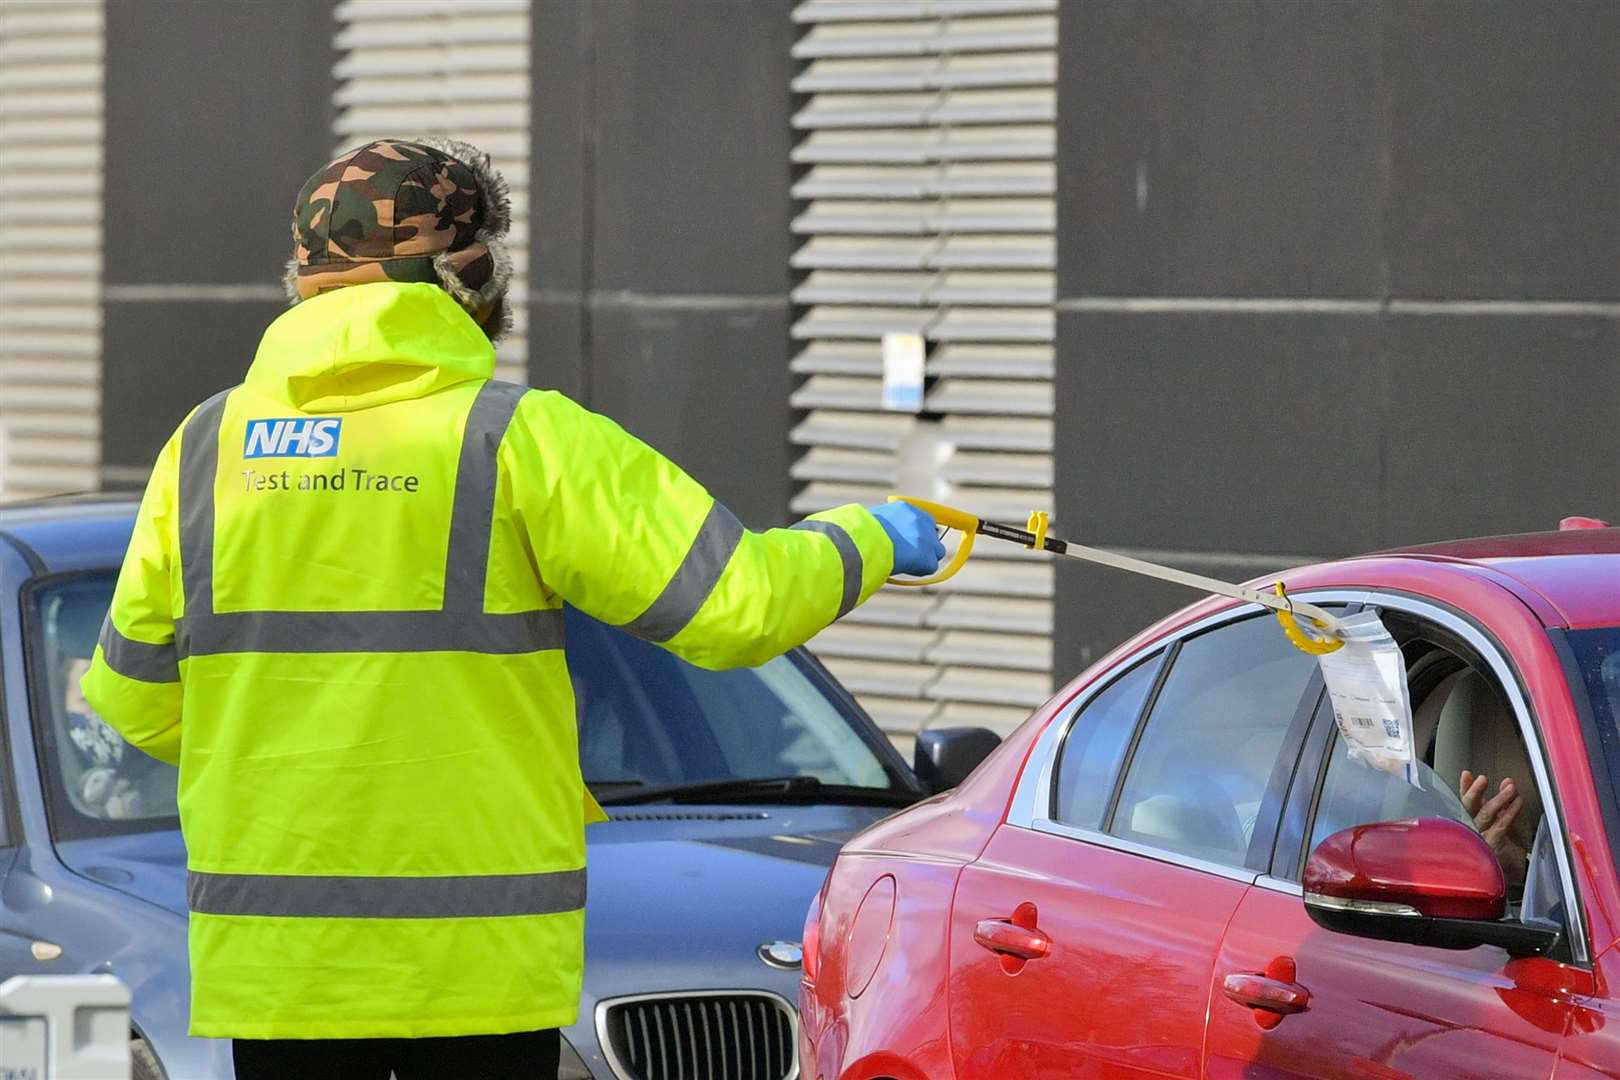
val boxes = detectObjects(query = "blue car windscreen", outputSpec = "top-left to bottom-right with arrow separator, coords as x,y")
562,607 -> 893,791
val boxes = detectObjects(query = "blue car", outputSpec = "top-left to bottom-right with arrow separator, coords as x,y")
0,496 -> 977,1079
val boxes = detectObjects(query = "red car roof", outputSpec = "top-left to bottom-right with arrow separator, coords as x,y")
1356,527 -> 1620,630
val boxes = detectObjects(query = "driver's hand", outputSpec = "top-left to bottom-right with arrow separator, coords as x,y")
1460,770 -> 1526,882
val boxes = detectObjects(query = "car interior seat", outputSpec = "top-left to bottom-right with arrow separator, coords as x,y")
1433,670 -> 1542,855
1410,668 -> 1466,768
1128,773 -> 1248,863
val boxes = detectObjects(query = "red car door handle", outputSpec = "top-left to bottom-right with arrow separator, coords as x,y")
1223,956 -> 1310,1029
974,919 -> 1051,960
1223,973 -> 1309,1012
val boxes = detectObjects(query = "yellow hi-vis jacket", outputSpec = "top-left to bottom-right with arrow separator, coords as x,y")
82,280 -> 894,1040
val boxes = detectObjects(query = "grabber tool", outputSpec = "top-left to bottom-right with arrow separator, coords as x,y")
885,497 -> 1344,655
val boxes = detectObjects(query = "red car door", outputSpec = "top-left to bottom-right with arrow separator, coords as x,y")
949,613 -> 1325,1078
1205,602 -> 1583,1078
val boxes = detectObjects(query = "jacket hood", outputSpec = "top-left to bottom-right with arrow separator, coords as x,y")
245,281 -> 496,412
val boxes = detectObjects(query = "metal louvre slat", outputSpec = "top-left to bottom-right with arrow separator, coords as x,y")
941,413 -> 1052,450
791,407 -> 911,450
943,450 -> 1054,487
793,10 -> 1054,58
789,445 -> 895,485
792,163 -> 932,198
793,270 -> 934,306
931,593 -> 1053,634
333,2 -> 530,384
842,589 -> 938,626
790,481 -> 889,515
791,0 -> 1055,739
791,305 -> 933,340
0,0 -> 101,501
929,342 -> 1052,379
927,628 -> 1052,671
790,340 -> 884,375
811,622 -> 935,662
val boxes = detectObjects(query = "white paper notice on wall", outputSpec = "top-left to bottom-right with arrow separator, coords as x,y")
1317,610 -> 1420,787
881,332 -> 926,413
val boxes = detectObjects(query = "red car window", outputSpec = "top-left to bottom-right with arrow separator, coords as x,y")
1108,615 -> 1319,868
1051,654 -> 1160,829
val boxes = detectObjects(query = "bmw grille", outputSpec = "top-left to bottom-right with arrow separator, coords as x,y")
597,990 -> 797,1080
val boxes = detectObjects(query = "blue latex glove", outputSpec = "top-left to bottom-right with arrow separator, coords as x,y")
868,501 -> 947,578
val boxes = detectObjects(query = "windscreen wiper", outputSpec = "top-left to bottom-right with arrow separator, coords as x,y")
594,775 -> 921,807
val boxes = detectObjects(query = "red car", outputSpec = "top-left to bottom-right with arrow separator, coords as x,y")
801,527 -> 1620,1079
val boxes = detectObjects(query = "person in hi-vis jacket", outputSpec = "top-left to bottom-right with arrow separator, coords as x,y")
84,138 -> 944,1080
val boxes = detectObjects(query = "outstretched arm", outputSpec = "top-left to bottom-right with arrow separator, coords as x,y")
503,391 -> 934,669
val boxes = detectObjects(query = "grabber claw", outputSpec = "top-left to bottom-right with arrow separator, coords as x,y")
1272,582 -> 1344,655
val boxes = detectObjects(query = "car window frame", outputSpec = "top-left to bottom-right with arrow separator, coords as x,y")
1550,627 -> 1620,889
1009,591 -> 1367,885
1047,648 -> 1168,827
1261,590 -> 1591,967
0,532 -> 51,853
0,598 -> 23,853
19,569 -> 183,842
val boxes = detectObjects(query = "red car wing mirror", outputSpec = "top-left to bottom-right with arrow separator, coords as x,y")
1303,818 -> 1559,957
1305,818 -> 1505,920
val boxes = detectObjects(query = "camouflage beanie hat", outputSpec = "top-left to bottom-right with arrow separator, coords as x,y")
283,137 -> 513,341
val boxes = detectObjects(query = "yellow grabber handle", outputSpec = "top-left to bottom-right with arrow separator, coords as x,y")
882,497 -> 982,587
885,496 -> 1344,653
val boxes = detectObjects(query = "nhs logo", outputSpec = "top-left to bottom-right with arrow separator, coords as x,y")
243,417 -> 342,458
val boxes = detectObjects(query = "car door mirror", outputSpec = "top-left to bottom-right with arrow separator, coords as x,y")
1303,818 -> 1560,957
914,727 -> 1000,793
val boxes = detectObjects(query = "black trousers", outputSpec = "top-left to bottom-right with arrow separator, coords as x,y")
231,1028 -> 560,1080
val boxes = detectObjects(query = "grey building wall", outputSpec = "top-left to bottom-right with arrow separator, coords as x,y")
529,0 -> 797,529
100,1 -> 336,483
1053,1 -> 1620,678
91,0 -> 1617,685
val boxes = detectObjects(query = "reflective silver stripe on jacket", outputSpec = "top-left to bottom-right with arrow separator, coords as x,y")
178,387 -> 232,618
97,615 -> 180,683
620,500 -> 746,643
790,520 -> 864,620
187,867 -> 587,919
176,608 -> 564,658
444,380 -> 528,613
175,380 -> 561,658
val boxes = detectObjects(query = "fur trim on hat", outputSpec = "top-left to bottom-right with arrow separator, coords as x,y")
418,135 -> 514,342
282,256 -> 302,306
433,237 -> 514,343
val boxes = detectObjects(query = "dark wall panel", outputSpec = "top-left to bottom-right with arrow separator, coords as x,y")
1383,2 -> 1620,300
585,0 -> 796,295
1382,314 -> 1620,543
1058,2 -> 1383,299
530,0 -> 796,524
531,0 -> 588,298
103,1 -> 336,287
102,0 -> 335,477
1056,310 -> 1383,556
1053,1 -> 1619,670
586,304 -> 790,529
101,302 -> 285,469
